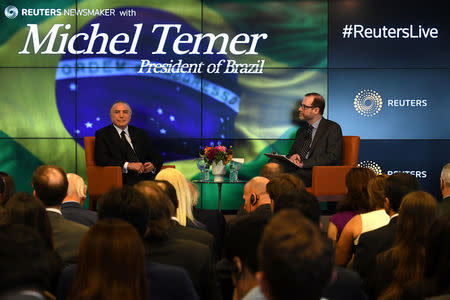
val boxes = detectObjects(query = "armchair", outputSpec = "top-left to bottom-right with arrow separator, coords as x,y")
306,136 -> 360,201
84,136 -> 122,210
84,137 -> 175,210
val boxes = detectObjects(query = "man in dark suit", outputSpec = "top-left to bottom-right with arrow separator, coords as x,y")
95,101 -> 163,185
61,173 -> 97,227
265,93 -> 342,186
352,173 -> 420,289
258,210 -> 334,300
32,165 -> 88,264
439,163 -> 450,214
272,189 -> 366,300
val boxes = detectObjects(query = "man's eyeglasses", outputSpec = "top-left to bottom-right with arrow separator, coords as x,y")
300,104 -> 315,109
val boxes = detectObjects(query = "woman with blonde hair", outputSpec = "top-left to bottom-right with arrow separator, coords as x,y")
156,168 -> 203,228
335,175 -> 390,266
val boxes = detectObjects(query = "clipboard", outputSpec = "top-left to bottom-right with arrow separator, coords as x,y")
264,153 -> 300,168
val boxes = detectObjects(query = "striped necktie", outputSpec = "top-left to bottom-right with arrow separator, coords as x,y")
120,131 -> 139,162
299,124 -> 313,161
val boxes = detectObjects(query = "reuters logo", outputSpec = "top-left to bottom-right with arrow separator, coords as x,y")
4,5 -> 18,19
354,89 -> 383,117
357,160 -> 383,175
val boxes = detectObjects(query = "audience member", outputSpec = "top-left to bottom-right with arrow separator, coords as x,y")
5,192 -> 63,294
0,171 -> 15,206
352,173 -> 420,285
273,189 -> 321,226
335,175 -> 390,267
61,173 -> 98,227
223,215 -> 269,300
440,163 -> 450,214
257,210 -> 333,300
188,180 -> 200,207
272,190 -> 367,300
188,180 -> 226,258
402,213 -> 450,300
369,191 -> 438,300
259,163 -> 283,181
237,177 -> 271,218
134,182 -> 217,300
156,168 -> 205,229
265,173 -> 305,213
0,206 -> 6,225
98,186 -> 207,300
68,219 -> 148,300
423,212 -> 450,297
5,193 -> 54,249
0,224 -> 50,299
32,165 -> 88,264
328,167 -> 376,244
58,186 -> 198,300
266,173 -> 305,203
152,180 -> 215,254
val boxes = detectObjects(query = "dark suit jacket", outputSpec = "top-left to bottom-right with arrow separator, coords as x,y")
285,118 -> 342,186
440,196 -> 450,215
144,237 -> 218,300
46,211 -> 88,265
168,220 -> 215,254
61,202 -> 98,227
352,216 -> 398,289
193,208 -> 226,259
57,261 -> 199,300
323,267 -> 367,300
94,124 -> 163,185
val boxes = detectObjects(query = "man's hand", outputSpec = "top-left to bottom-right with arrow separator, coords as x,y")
128,162 -> 144,174
143,162 -> 155,173
289,154 -> 303,168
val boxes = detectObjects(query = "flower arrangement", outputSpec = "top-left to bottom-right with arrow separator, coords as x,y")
201,145 -> 233,165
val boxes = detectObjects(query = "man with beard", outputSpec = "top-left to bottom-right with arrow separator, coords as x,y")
264,93 -> 342,186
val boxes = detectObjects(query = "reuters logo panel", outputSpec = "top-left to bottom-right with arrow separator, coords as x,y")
354,89 -> 383,117
357,160 -> 383,175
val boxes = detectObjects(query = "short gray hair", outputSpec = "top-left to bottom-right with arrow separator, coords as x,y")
110,101 -> 132,116
66,173 -> 87,199
441,163 -> 450,186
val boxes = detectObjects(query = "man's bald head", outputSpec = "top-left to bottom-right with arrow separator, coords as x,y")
246,176 -> 270,195
32,165 -> 68,207
243,176 -> 270,212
